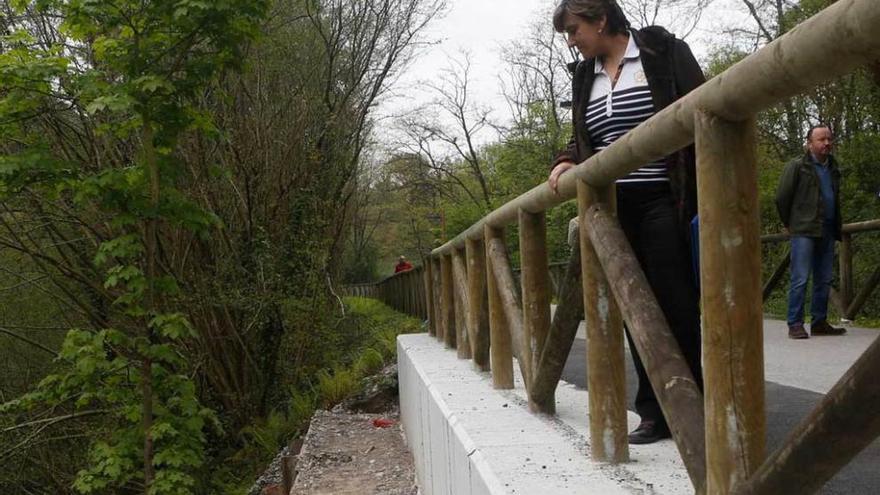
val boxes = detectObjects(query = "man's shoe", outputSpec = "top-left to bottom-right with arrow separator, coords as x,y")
811,320 -> 846,336
788,323 -> 809,339
628,420 -> 671,445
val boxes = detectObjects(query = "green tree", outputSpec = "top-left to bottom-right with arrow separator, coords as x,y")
0,1 -> 268,493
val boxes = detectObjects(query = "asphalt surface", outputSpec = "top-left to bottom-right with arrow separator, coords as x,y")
560,320 -> 880,494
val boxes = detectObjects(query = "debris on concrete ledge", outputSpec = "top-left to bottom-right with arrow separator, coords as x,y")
290,409 -> 417,495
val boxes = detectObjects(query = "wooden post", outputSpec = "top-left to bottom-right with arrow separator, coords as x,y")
486,233 -> 530,391
845,265 -> 880,320
433,258 -> 444,342
400,276 -> 412,315
586,205 -> 707,489
839,233 -> 852,313
466,238 -> 491,371
404,273 -> 411,313
410,270 -> 418,316
440,254 -> 456,349
402,274 -> 408,313
452,248 -> 472,359
420,266 -> 428,319
485,225 -> 513,389
425,263 -> 435,334
576,180 -> 628,463
762,248 -> 790,301
733,334 -> 880,495
412,269 -> 418,316
519,209 -> 551,397
696,111 -> 765,494
531,240 -> 583,414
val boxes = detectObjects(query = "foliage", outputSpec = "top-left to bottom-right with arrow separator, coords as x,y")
214,296 -> 422,493
0,0 -> 269,493
1,0 -> 446,491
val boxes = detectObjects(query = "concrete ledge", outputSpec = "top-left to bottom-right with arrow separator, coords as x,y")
398,333 -> 691,495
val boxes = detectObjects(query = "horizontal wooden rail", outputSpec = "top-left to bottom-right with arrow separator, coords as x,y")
761,219 -> 880,319
760,219 -> 880,243
432,0 -> 880,258
733,334 -> 880,495
352,3 -> 880,493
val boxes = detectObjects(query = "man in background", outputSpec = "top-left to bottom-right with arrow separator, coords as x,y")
775,124 -> 846,339
394,255 -> 413,273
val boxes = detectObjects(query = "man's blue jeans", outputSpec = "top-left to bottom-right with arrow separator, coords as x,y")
787,232 -> 836,325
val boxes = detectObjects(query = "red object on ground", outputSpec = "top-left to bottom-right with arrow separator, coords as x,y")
372,418 -> 394,428
261,484 -> 284,495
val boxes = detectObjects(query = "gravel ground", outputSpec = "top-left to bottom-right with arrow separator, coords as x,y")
290,409 -> 417,495
248,364 -> 417,495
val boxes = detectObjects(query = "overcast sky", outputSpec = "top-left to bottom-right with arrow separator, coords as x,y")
377,0 -> 752,149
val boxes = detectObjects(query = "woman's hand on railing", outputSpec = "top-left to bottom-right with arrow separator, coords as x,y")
549,161 -> 575,194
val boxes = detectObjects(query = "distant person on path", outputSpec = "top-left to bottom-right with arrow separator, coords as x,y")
775,125 -> 846,339
548,0 -> 705,444
394,255 -> 413,274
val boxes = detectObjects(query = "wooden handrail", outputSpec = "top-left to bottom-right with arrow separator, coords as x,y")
761,219 -> 880,243
348,2 -> 880,492
432,0 -> 880,258
761,220 -> 880,319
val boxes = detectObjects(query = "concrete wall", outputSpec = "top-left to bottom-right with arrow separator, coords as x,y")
397,333 -> 691,495
398,336 -> 505,495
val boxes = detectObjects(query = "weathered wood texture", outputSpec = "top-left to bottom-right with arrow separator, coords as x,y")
577,181 -> 628,464
696,112 -> 765,494
762,249 -> 790,301
839,233 -> 853,311
433,258 -> 443,341
519,209 -> 551,389
432,0 -> 880,259
846,265 -> 880,319
412,1 -> 880,488
452,249 -> 472,359
585,204 -> 705,489
486,233 -> 530,392
440,255 -> 456,349
484,225 -> 513,389
530,240 -> 583,414
424,262 -> 435,335
760,219 -> 880,319
466,238 -> 491,371
733,335 -> 880,495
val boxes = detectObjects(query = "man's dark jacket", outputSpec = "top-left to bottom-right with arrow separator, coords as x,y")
775,153 -> 843,240
553,26 -> 706,228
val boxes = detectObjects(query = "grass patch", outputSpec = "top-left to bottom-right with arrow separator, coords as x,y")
213,297 -> 422,494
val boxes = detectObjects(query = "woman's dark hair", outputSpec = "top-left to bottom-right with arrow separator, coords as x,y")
553,0 -> 630,35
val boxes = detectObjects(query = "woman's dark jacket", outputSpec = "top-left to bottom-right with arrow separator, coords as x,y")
553,26 -> 706,228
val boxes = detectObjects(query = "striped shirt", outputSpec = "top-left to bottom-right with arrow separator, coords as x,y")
586,35 -> 667,185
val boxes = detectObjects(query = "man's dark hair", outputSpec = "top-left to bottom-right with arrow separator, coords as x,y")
553,0 -> 630,36
806,124 -> 832,141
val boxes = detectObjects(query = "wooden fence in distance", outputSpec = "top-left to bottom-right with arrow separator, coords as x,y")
344,2 -> 880,493
343,266 -> 428,320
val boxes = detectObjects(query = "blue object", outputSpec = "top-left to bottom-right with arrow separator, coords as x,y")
787,232 -> 835,325
812,161 -> 836,223
690,214 -> 700,289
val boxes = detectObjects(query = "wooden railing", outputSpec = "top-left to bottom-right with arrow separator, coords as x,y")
342,266 -> 429,320
761,219 -> 880,320
349,2 -> 880,493
423,2 -> 880,494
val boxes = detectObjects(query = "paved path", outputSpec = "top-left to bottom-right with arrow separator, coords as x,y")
561,318 -> 880,494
